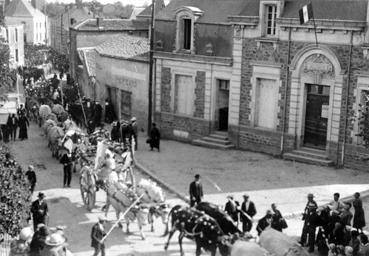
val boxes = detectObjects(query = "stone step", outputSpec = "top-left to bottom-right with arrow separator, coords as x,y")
202,136 -> 232,145
192,139 -> 235,150
283,153 -> 334,166
289,149 -> 328,161
213,131 -> 228,136
299,147 -> 326,154
209,133 -> 229,140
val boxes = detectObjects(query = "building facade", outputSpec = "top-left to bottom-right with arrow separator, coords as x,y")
95,34 -> 149,130
0,24 -> 24,67
154,0 -> 369,170
69,18 -> 149,98
4,0 -> 49,45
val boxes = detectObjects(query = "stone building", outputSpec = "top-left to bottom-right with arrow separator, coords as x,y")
69,17 -> 149,91
4,0 -> 49,45
154,0 -> 369,169
95,34 -> 149,130
49,5 -> 91,55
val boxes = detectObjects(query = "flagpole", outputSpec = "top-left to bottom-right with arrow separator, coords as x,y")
310,1 -> 318,46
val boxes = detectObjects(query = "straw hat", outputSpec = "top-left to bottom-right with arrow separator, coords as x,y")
45,233 -> 66,246
19,227 -> 33,241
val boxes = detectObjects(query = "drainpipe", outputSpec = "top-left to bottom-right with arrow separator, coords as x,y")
280,25 -> 292,153
339,31 -> 354,167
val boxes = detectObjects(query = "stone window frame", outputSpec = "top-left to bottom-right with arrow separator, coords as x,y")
249,63 -> 282,131
170,69 -> 196,117
259,0 -> 282,38
352,74 -> 369,145
175,6 -> 203,54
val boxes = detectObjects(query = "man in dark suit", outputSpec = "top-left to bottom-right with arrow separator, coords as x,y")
7,114 -> 18,141
91,216 -> 107,256
31,192 -> 48,231
224,195 -> 239,223
189,174 -> 204,207
240,194 -> 257,232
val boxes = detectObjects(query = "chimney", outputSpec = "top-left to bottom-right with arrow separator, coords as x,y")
96,17 -> 103,28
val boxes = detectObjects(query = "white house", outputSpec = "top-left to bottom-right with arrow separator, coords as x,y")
5,0 -> 49,45
1,24 -> 25,67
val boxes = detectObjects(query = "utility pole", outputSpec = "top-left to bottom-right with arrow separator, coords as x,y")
147,0 -> 155,136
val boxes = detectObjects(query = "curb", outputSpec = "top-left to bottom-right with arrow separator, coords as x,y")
134,160 -> 190,204
283,189 -> 369,220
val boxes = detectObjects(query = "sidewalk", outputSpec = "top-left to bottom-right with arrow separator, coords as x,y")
135,133 -> 369,221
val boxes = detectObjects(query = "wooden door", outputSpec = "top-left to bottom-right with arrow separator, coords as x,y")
303,84 -> 330,149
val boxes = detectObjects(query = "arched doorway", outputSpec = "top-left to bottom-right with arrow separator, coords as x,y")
288,45 -> 344,151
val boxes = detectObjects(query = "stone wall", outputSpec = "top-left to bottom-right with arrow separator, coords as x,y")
155,111 -> 210,142
194,71 -> 205,118
161,67 -> 172,112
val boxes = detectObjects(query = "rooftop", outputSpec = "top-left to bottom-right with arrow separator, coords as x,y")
5,0 -> 46,17
77,47 -> 96,77
73,18 -> 149,31
96,34 -> 149,61
157,0 -> 368,23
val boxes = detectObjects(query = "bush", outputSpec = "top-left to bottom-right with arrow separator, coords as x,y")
0,145 -> 32,237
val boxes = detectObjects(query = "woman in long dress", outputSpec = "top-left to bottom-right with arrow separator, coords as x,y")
353,192 -> 366,232
18,114 -> 29,140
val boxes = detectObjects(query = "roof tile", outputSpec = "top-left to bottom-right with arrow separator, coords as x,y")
96,34 -> 149,60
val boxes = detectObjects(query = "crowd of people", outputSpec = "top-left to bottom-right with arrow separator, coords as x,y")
0,105 -> 30,143
188,174 -> 367,255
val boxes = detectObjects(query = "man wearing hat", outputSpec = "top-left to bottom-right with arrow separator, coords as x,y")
240,194 -> 257,233
189,174 -> 204,207
31,192 -> 49,231
300,193 -> 318,252
25,165 -> 37,194
91,216 -> 107,256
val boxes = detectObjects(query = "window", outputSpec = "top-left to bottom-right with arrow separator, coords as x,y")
15,28 -> 18,42
183,18 -> 192,50
254,78 -> 278,129
217,79 -> 230,91
174,74 -> 194,115
15,49 -> 18,62
265,5 -> 277,36
5,28 -> 8,42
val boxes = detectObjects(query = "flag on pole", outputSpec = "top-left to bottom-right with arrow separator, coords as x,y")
299,3 -> 313,24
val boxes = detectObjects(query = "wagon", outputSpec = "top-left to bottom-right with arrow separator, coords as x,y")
79,148 -> 136,211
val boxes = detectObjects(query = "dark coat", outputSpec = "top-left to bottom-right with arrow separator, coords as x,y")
240,201 -> 256,222
121,125 -> 134,144
271,209 -> 285,231
7,116 -> 18,129
91,223 -> 106,248
149,127 -> 160,149
189,181 -> 203,203
353,198 -> 366,229
256,214 -> 272,235
18,116 -> 29,139
31,200 -> 48,225
25,170 -> 37,186
224,200 -> 239,222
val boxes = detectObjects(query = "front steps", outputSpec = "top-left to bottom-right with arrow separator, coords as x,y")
193,131 -> 235,149
283,147 -> 334,166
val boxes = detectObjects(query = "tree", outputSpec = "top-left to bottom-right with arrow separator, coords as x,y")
0,146 -> 32,237
0,39 -> 17,100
